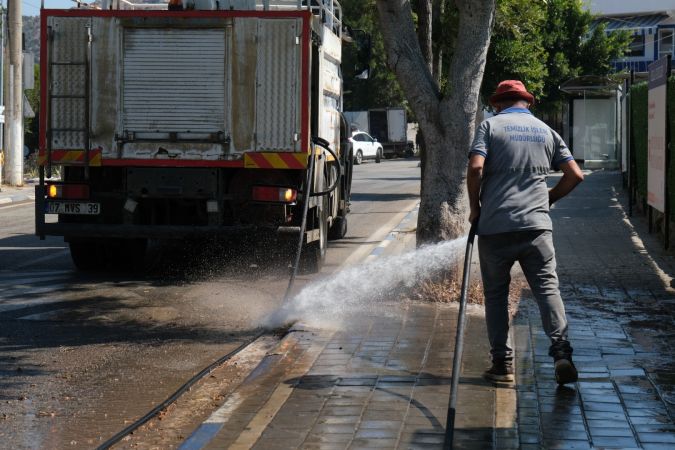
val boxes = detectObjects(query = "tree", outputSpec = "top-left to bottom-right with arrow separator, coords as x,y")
376,0 -> 496,244
482,0 -> 548,104
536,0 -> 630,110
25,65 -> 40,152
341,0 -> 406,111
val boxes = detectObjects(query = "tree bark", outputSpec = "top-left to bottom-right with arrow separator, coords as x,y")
414,0 -> 433,73
376,0 -> 496,244
432,0 -> 444,83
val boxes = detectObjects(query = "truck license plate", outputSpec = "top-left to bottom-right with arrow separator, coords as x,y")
46,201 -> 101,215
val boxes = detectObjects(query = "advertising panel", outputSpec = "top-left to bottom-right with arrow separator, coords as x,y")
647,56 -> 670,212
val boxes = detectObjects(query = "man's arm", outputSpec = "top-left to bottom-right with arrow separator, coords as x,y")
467,154 -> 485,223
549,159 -> 584,206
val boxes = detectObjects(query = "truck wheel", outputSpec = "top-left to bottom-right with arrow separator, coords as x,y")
299,201 -> 327,274
354,150 -> 363,165
328,215 -> 348,240
69,240 -> 104,271
375,149 -> 382,163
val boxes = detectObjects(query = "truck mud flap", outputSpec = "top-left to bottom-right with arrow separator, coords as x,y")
277,226 -> 320,244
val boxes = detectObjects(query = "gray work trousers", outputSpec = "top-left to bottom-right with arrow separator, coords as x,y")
478,230 -> 569,362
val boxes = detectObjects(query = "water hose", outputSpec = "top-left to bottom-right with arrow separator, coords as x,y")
282,138 -> 342,304
443,220 -> 478,449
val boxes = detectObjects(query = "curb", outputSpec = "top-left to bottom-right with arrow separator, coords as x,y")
0,192 -> 36,205
0,182 -> 37,205
179,326 -> 326,450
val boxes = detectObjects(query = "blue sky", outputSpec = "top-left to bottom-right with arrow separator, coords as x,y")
22,0 -> 82,16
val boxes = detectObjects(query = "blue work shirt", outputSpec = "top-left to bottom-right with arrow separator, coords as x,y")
469,107 -> 574,235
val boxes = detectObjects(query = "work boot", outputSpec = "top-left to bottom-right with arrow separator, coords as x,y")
549,340 -> 578,385
483,359 -> 514,383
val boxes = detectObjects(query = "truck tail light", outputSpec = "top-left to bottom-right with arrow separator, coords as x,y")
47,184 -> 90,199
251,186 -> 297,203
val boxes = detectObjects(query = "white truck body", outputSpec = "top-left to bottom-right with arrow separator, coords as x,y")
344,107 -> 409,157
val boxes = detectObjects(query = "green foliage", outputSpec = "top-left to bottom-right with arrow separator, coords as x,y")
483,0 -> 631,111
577,23 -> 631,77
341,0 -> 406,111
631,82 -> 648,197
25,65 -> 40,152
482,0 -> 547,103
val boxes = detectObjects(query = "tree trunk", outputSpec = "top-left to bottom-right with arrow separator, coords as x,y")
432,0 -> 444,83
414,0 -> 433,73
376,0 -> 496,245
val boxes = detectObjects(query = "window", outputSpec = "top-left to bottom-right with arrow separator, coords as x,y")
658,29 -> 674,59
626,34 -> 645,57
353,133 -> 365,142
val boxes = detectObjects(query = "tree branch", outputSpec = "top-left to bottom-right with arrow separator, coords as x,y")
441,0 -> 496,127
375,0 -> 441,128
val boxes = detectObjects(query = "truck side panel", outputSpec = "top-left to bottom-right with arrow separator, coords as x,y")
255,18 -> 302,152
386,108 -> 406,143
47,14 -> 304,163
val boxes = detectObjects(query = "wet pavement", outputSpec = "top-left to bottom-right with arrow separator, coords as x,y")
0,160 -> 424,449
172,171 -> 675,449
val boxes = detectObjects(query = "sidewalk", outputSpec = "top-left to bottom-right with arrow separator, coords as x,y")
176,170 -> 675,449
174,171 -> 675,449
0,179 -> 37,205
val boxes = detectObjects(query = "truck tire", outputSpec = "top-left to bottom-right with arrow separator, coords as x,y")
354,150 -> 363,165
328,215 -> 348,240
107,239 -> 148,272
299,200 -> 327,274
69,240 -> 105,271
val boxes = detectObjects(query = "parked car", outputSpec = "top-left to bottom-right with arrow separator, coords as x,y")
349,131 -> 383,165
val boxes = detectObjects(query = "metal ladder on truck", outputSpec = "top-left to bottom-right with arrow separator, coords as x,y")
45,20 -> 92,180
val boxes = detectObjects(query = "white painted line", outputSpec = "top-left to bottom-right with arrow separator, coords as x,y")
0,198 -> 11,204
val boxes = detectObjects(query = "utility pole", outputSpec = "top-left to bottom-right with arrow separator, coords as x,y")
5,0 -> 21,186
0,3 -> 4,188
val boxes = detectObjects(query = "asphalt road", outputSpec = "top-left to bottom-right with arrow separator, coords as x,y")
0,158 -> 421,449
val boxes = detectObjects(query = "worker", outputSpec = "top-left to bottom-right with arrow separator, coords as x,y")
466,80 -> 584,385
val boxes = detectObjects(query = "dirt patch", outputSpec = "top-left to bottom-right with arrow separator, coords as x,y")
407,269 -> 530,317
119,335 -> 279,449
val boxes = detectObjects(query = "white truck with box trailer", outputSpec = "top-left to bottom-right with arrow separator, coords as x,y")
344,107 -> 413,158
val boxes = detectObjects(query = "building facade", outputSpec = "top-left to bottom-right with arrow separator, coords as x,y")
586,0 -> 675,72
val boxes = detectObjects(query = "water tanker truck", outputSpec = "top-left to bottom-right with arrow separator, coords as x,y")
36,0 -> 354,273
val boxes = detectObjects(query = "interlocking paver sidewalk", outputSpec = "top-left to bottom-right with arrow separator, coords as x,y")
180,170 -> 675,450
513,170 -> 675,450
194,305 -> 511,450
